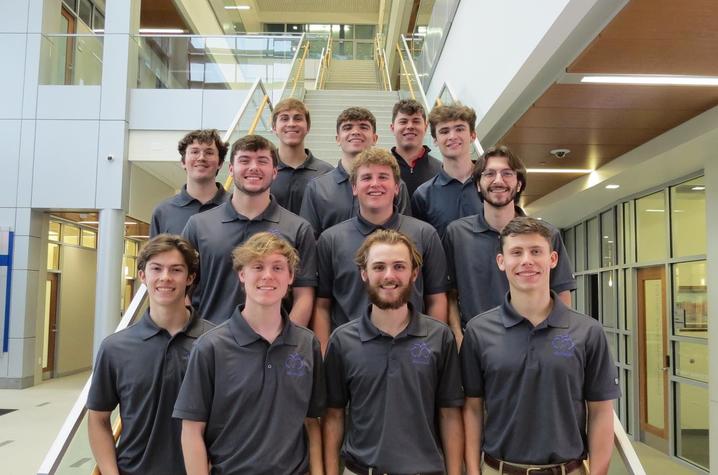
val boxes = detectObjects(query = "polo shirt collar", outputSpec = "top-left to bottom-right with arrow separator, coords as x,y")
228,304 -> 299,347
354,210 -> 401,236
500,290 -> 570,329
220,198 -> 281,224
333,161 -> 350,184
277,149 -> 322,171
172,183 -> 226,207
135,307 -> 204,340
473,205 -> 527,233
358,304 -> 427,342
434,168 -> 455,186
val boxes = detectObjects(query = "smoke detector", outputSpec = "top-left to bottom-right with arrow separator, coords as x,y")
549,148 -> 571,159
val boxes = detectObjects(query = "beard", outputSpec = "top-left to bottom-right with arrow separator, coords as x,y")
365,279 -> 413,310
480,183 -> 518,208
234,178 -> 271,196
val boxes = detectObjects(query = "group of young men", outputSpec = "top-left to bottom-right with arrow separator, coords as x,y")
87,97 -> 620,475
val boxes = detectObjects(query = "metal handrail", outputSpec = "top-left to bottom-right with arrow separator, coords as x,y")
314,47 -> 326,90
317,35 -> 332,89
288,42 -> 310,98
395,43 -> 415,99
279,33 -> 306,99
374,33 -> 391,91
399,34 -> 430,112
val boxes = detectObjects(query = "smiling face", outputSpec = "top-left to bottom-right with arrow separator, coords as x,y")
272,108 -> 309,147
229,148 -> 277,196
361,242 -> 418,310
478,155 -> 522,208
336,120 -> 378,157
139,249 -> 195,307
390,112 -> 427,151
434,119 -> 476,161
497,232 -> 558,294
352,163 -> 399,214
239,252 -> 294,307
182,140 -> 222,183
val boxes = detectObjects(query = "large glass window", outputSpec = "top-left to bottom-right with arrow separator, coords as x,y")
601,270 -> 618,328
675,383 -> 709,470
673,261 -> 707,338
62,224 -> 80,245
586,217 -> 599,269
622,201 -> 632,264
601,209 -> 616,267
563,228 -> 575,269
671,176 -> 706,258
48,221 -> 61,242
575,223 -> 585,272
674,341 -> 707,383
636,191 -> 668,262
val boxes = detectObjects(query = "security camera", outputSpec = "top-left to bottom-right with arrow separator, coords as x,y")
549,148 -> 570,159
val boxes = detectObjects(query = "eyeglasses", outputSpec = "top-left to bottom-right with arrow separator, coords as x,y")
480,169 -> 517,180
187,148 -> 217,158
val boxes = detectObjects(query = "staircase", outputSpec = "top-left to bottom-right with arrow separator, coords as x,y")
324,59 -> 381,90
304,89 -> 400,165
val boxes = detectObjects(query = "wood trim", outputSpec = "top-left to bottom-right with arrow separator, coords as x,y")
61,6 -> 76,85
637,266 -> 669,440
43,273 -> 59,373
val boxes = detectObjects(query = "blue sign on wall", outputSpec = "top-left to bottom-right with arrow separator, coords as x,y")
0,227 -> 14,353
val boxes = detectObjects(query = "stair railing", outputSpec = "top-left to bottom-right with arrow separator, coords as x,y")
374,33 -> 391,91
316,35 -> 332,90
280,33 -> 309,100
396,34 -> 429,111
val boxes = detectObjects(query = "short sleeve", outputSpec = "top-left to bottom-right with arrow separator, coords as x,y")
173,340 -> 215,421
86,343 -> 119,412
442,227 -> 458,291
411,188 -> 427,222
436,328 -> 464,407
293,222 -> 318,288
324,335 -> 349,408
299,182 -> 321,238
549,230 -> 577,294
397,181 -> 412,217
149,208 -> 161,238
583,324 -> 621,401
460,325 -> 485,398
306,337 -> 326,418
181,217 -> 201,308
316,233 -> 334,299
421,227 -> 450,294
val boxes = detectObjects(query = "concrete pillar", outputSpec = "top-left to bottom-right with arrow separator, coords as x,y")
705,156 -> 718,468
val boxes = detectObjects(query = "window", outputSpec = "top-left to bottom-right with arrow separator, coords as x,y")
671,176 -> 706,258
601,209 -> 616,267
48,221 -> 61,242
586,217 -> 599,269
636,191 -> 668,262
672,261 -> 707,338
675,383 -> 709,470
62,224 -> 80,245
47,243 -> 60,270
81,229 -> 97,249
78,0 -> 93,26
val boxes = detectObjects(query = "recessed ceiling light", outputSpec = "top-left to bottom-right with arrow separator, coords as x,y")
644,209 -> 665,213
526,168 -> 592,174
691,186 -> 706,191
580,75 -> 718,86
605,184 -> 620,189
139,28 -> 185,34
224,5 -> 250,10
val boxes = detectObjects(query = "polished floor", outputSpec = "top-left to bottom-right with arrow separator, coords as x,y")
0,373 -> 706,474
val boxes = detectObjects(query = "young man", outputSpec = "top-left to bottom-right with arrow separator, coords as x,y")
182,135 -> 317,325
389,99 -> 442,196
443,145 -> 575,343
411,104 -> 482,237
270,98 -> 333,214
87,235 -> 213,475
323,229 -> 464,475
150,129 -> 229,236
461,217 -> 618,475
174,232 -> 325,475
313,148 -> 449,352
299,106 -> 412,236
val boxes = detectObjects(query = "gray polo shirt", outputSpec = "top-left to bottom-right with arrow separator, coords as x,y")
325,306 -> 464,473
299,161 -> 412,237
182,199 -> 317,323
271,149 -> 334,214
87,309 -> 214,475
411,168 -> 482,237
150,183 -> 229,237
392,146 -> 443,197
443,207 -> 576,327
317,212 -> 449,330
173,306 -> 325,475
460,293 -> 620,464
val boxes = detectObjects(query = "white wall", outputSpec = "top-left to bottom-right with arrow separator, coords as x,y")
128,164 -> 175,223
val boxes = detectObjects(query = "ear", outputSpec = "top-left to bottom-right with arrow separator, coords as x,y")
271,166 -> 278,182
336,134 -> 341,145
352,182 -> 359,197
186,272 -> 196,287
389,122 -> 395,133
238,269 -> 246,284
371,132 -> 378,145
360,268 -> 368,283
181,157 -> 188,171
470,130 -> 477,141
393,181 -> 400,197
410,267 -> 419,283
138,269 -> 147,286
549,250 -> 558,269
496,253 -> 506,272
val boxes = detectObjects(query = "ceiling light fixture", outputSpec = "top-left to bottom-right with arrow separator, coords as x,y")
526,168 -> 593,174
224,5 -> 250,10
580,75 -> 718,86
139,28 -> 185,34
605,184 -> 620,189
691,186 -> 706,191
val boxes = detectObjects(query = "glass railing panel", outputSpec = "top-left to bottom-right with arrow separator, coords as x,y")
39,34 -> 104,86
280,34 -> 310,101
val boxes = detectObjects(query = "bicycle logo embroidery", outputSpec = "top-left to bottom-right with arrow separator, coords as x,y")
285,352 -> 308,377
551,334 -> 575,358
409,341 -> 432,365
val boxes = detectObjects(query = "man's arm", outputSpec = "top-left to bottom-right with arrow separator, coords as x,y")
181,420 -> 210,475
558,290 -> 572,308
290,287 -> 315,327
425,292 -> 448,323
305,417 -> 324,475
463,397 -> 483,475
88,410 -> 119,475
439,407 -> 464,475
299,183 -> 322,237
312,297 -> 332,354
587,400 -> 614,475
448,291 -> 463,348
322,407 -> 345,475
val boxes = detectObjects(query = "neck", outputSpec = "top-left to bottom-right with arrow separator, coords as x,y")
242,300 -> 284,343
370,304 -> 411,337
231,191 -> 271,220
186,180 -> 218,204
340,154 -> 357,173
509,288 -> 553,327
484,201 -> 517,232
359,206 -> 393,225
149,302 -> 190,336
395,145 -> 424,167
442,155 -> 474,182
279,144 -> 307,168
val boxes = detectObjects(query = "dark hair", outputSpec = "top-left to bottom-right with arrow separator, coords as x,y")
177,129 -> 228,164
230,135 -> 279,167
499,216 -> 553,251
336,107 -> 376,133
473,145 -> 527,201
392,99 -> 426,122
137,234 -> 200,296
272,98 -> 311,129
349,148 -> 401,186
354,229 -> 423,272
427,103 -> 476,138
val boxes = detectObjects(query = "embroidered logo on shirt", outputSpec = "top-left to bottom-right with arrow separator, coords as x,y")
285,352 -> 308,377
551,334 -> 576,358
409,342 -> 432,365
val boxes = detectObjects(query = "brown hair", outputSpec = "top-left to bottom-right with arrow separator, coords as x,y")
336,107 -> 376,133
473,145 -> 527,201
177,129 -> 228,164
272,98 -> 311,129
137,234 -> 200,296
427,103 -> 476,139
354,229 -> 423,271
230,135 -> 279,167
499,216 -> 553,251
392,98 -> 426,122
349,148 -> 401,186
231,232 -> 299,274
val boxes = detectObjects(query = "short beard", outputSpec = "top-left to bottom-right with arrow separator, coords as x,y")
365,281 -> 413,310
235,182 -> 271,196
480,185 -> 517,208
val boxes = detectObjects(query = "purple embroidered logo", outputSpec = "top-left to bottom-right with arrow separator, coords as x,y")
552,334 -> 575,358
285,352 -> 308,377
409,342 -> 432,365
